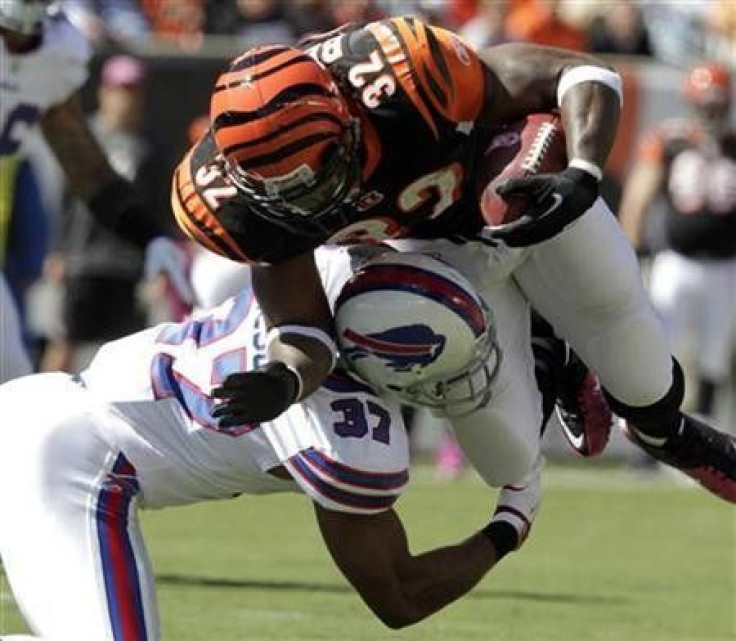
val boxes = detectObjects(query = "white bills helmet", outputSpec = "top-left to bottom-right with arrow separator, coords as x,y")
0,0 -> 52,35
335,252 -> 501,417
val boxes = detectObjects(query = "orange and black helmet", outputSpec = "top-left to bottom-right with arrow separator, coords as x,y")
210,45 -> 361,236
683,62 -> 732,106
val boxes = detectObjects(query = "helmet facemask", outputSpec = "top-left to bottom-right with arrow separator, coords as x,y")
392,323 -> 502,418
225,119 -> 362,237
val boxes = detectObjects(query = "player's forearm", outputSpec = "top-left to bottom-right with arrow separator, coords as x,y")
267,332 -> 336,400
479,45 -> 621,172
253,256 -> 336,400
42,94 -> 164,247
557,69 -> 621,173
385,532 -> 500,628
41,93 -> 116,200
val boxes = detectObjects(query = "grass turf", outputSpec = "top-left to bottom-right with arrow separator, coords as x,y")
2,462 -> 734,640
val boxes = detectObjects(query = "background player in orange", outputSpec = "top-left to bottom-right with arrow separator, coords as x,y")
620,62 -> 736,420
172,18 -> 736,503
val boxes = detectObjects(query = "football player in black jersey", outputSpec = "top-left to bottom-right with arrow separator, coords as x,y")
620,62 -> 736,419
173,18 -> 736,503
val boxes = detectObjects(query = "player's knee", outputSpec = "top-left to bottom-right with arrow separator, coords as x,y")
604,358 -> 684,437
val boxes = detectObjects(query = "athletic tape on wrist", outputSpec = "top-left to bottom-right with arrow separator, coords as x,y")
282,363 -> 305,402
569,157 -> 604,182
557,65 -> 623,107
480,521 -> 519,560
266,325 -> 338,371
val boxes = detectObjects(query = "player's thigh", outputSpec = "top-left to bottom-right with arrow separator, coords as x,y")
514,199 -> 673,405
448,287 -> 542,488
0,374 -> 158,641
387,239 -> 542,485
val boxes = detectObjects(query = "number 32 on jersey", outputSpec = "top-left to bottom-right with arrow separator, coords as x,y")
307,34 -> 396,109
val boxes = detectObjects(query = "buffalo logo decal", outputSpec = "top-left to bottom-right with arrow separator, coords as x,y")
342,324 -> 445,372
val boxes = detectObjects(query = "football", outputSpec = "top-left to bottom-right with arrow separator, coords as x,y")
475,112 -> 567,227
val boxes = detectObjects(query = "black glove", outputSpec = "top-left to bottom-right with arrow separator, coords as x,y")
488,167 -> 599,247
212,362 -> 300,427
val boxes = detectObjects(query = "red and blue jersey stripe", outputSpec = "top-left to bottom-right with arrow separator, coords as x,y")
95,453 -> 150,640
286,447 -> 408,514
337,263 -> 486,337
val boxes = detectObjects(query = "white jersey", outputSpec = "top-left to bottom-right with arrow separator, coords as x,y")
0,10 -> 90,156
79,246 -> 409,512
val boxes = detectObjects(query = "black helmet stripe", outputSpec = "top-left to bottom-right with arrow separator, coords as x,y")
228,131 -> 340,170
212,84 -> 336,128
217,112 -> 345,153
229,45 -> 292,72
226,55 -> 318,88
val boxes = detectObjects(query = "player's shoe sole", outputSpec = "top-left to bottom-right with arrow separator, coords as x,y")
621,416 -> 736,503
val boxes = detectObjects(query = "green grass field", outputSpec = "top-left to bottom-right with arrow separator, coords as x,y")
2,462 -> 734,640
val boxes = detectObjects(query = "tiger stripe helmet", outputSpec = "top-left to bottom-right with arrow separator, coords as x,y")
210,45 -> 361,237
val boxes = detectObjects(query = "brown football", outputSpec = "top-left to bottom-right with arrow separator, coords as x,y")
475,112 -> 567,227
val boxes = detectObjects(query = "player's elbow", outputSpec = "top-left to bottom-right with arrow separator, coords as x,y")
373,606 -> 422,630
367,597 -> 428,629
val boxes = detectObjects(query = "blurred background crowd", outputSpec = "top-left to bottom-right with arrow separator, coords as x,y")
7,0 -> 735,476
55,0 -> 735,66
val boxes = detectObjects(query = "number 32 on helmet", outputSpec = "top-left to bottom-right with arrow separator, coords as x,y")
334,252 -> 502,417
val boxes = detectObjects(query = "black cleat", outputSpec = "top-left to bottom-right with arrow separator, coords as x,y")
622,414 -> 736,503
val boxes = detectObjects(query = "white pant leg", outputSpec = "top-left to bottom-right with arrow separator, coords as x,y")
650,251 -> 736,382
0,374 -> 158,641
513,199 -> 674,407
0,274 -> 32,383
389,239 -> 543,487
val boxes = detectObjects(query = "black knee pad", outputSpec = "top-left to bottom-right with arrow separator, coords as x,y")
604,358 -> 685,437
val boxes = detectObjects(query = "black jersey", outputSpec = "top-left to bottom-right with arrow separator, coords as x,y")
172,17 -> 488,265
639,119 -> 736,259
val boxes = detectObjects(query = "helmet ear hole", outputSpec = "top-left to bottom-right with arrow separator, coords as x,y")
335,252 -> 501,417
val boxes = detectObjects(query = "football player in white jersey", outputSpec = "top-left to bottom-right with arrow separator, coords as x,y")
0,0 -> 193,381
0,246 -> 540,639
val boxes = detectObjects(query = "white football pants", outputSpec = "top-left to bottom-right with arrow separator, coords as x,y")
649,250 -> 736,383
392,198 -> 674,485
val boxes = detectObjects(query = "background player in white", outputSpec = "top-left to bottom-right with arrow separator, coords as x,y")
620,61 -> 736,420
0,247 -> 540,639
0,0 -> 193,381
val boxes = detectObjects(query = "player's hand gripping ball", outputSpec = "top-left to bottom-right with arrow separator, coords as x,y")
476,113 -> 599,247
